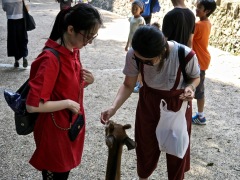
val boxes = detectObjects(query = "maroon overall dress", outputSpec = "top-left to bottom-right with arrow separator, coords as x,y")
135,63 -> 192,179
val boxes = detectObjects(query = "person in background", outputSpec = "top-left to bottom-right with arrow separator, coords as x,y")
192,0 -> 217,125
130,0 -> 159,25
126,0 -> 146,93
26,3 -> 102,179
101,24 -> 200,180
56,0 -> 72,10
2,0 -> 29,68
142,0 -> 158,24
162,0 -> 195,47
125,0 -> 145,52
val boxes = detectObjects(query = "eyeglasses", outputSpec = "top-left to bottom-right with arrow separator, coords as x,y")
134,55 -> 157,66
78,32 -> 98,42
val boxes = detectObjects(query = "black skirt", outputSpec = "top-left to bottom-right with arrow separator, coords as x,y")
7,18 -> 28,60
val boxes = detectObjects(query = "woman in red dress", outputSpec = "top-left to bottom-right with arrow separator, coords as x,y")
26,3 -> 102,179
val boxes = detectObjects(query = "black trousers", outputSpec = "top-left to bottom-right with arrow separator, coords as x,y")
7,18 -> 28,61
42,170 -> 70,180
143,15 -> 152,25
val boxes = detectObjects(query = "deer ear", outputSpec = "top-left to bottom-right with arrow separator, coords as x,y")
123,137 -> 136,150
123,124 -> 131,129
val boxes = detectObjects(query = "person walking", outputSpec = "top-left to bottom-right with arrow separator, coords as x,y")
2,0 -> 29,68
130,0 -> 160,25
56,0 -> 72,10
162,0 -> 195,47
192,0 -> 217,125
141,0 -> 158,24
25,3 -> 102,179
101,24 -> 200,180
126,0 -> 145,93
125,0 -> 145,52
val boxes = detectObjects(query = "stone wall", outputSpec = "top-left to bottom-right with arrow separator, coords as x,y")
91,0 -> 240,55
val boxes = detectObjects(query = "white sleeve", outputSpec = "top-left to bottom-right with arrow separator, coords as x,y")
123,48 -> 139,77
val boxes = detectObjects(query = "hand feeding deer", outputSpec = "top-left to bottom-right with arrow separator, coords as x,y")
105,120 -> 136,180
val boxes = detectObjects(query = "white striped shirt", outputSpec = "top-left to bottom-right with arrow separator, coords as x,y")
2,0 -> 24,19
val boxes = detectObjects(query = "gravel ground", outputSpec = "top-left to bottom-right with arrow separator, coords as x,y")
0,1 -> 239,179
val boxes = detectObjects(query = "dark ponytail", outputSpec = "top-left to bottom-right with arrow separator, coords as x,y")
49,3 -> 103,43
49,8 -> 70,41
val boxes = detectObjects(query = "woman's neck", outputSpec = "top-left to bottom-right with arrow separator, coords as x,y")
58,34 -> 73,52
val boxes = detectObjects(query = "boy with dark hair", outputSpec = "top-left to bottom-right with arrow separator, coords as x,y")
162,0 -> 195,47
192,0 -> 217,125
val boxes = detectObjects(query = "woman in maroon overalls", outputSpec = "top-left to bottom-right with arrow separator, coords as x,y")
101,24 -> 200,180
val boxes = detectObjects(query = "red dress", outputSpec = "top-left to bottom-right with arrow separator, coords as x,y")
26,39 -> 86,172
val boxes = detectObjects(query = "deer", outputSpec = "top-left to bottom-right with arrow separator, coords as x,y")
105,120 -> 136,180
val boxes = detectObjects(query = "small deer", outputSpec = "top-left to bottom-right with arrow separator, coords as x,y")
105,120 -> 136,180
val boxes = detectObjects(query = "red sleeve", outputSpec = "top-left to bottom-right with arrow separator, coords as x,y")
26,50 -> 60,107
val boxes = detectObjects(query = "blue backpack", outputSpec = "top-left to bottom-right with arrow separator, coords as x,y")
141,0 -> 160,16
141,0 -> 151,17
152,0 -> 161,13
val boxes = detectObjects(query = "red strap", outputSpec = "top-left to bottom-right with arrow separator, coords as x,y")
171,50 -> 195,90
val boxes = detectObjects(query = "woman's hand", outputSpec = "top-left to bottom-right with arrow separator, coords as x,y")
67,99 -> 80,114
82,69 -> 94,85
179,85 -> 195,101
100,107 -> 116,124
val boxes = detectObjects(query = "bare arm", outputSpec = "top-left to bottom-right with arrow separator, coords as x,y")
26,99 -> 80,114
187,34 -> 193,48
125,39 -> 130,51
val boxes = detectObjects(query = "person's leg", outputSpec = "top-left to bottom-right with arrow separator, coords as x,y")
7,19 -> 20,67
197,98 -> 205,115
143,15 -> 152,25
192,70 -> 206,125
22,19 -> 29,67
42,170 -> 70,180
166,102 -> 192,180
135,88 -> 160,178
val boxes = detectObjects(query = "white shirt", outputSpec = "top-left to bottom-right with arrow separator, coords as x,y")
2,0 -> 26,19
123,41 -> 200,90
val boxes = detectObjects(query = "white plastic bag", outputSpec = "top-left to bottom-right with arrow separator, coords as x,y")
156,99 -> 189,159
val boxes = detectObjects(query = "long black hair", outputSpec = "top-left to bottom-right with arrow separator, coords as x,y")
132,24 -> 169,71
49,3 -> 103,44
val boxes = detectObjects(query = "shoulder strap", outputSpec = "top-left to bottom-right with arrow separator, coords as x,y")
43,48 -> 60,63
178,44 -> 195,82
43,47 -> 61,78
133,54 -> 140,70
43,48 -> 74,123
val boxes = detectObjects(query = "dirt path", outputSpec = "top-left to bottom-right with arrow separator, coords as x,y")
0,1 -> 239,179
